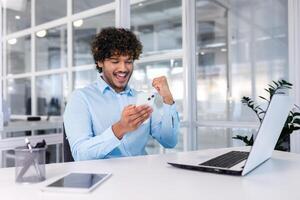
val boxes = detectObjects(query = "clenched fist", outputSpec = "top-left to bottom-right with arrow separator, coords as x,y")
152,76 -> 174,105
112,105 -> 153,139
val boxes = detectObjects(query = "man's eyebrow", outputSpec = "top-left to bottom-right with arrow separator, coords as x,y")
108,57 -> 119,60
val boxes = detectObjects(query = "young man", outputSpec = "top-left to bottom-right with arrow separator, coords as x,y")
64,27 -> 179,161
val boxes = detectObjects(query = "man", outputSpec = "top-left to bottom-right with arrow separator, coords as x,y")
64,27 -> 179,161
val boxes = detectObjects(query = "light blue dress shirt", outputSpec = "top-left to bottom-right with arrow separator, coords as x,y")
63,76 -> 180,161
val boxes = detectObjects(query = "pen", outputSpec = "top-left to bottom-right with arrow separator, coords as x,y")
25,138 -> 33,151
24,138 -> 43,180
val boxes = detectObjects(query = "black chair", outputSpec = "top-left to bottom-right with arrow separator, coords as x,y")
63,124 -> 74,162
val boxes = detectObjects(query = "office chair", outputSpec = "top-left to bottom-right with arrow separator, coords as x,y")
63,124 -> 74,162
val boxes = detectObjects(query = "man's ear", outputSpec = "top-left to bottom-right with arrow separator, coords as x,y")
97,61 -> 103,68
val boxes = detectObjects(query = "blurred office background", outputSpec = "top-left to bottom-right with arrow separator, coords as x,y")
0,0 -> 300,167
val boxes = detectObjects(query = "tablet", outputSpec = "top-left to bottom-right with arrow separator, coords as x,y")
41,172 -> 111,193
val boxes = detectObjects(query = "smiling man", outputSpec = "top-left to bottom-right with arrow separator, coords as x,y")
63,27 -> 179,161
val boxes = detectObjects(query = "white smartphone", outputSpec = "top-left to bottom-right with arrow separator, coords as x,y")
135,92 -> 156,108
41,172 -> 111,193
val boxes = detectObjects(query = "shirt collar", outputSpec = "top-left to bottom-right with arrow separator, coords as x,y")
97,76 -> 134,96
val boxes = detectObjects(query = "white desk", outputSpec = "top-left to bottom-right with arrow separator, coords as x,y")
0,147 -> 300,200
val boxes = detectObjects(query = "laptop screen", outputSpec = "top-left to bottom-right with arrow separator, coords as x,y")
242,95 -> 292,175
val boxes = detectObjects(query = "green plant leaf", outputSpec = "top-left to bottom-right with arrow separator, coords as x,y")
272,81 -> 279,87
292,113 -> 300,117
259,96 -> 269,102
292,118 -> 300,125
238,79 -> 295,151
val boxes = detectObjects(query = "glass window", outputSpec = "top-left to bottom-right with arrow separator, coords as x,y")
36,74 -> 66,116
36,25 -> 67,71
73,11 -> 115,67
73,69 -> 98,90
196,0 -> 288,122
7,78 -> 31,115
6,0 -> 31,34
130,0 -> 182,55
131,59 -> 183,118
230,0 -> 288,121
73,0 -> 114,13
35,0 -> 67,25
196,127 -> 255,150
6,35 -> 31,74
196,1 -> 228,121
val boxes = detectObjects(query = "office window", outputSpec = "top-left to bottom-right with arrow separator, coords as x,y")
5,0 -> 31,34
7,78 -> 31,115
73,0 -> 114,13
36,25 -> 67,71
73,11 -> 115,67
230,0 -> 288,121
130,0 -> 182,55
35,0 -> 67,25
36,74 -> 66,116
196,1 -> 228,121
196,127 -> 256,149
196,0 -> 288,123
73,69 -> 98,90
195,0 -> 289,150
6,35 -> 31,75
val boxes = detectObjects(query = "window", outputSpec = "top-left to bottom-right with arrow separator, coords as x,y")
5,0 -> 31,34
36,74 -> 66,116
195,0 -> 289,149
73,69 -> 97,90
7,78 -> 31,115
73,11 -> 115,66
131,0 -> 182,55
6,35 -> 31,74
73,0 -> 114,13
36,25 -> 67,71
35,0 -> 67,25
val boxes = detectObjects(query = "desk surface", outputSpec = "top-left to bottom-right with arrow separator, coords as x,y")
1,147 -> 300,200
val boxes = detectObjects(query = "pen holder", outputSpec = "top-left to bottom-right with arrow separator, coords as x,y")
14,146 -> 46,183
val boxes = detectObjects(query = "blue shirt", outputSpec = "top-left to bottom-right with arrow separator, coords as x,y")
63,76 -> 180,161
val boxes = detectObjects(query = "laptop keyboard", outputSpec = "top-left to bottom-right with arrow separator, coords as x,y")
199,151 -> 250,168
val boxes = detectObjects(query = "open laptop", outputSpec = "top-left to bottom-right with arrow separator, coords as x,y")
168,94 -> 293,176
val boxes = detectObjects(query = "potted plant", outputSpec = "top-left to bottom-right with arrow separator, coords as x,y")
233,80 -> 300,151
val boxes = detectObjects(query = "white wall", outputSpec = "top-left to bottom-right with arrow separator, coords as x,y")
0,1 -> 3,131
289,0 -> 300,153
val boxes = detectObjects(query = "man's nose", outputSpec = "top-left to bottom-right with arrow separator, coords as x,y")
118,61 -> 127,70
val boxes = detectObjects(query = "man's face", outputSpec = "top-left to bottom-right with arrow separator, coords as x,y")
98,55 -> 134,93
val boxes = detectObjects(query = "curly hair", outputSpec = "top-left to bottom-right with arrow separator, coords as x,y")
91,27 -> 143,73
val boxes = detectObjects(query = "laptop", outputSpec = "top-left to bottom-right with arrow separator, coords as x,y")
168,94 -> 293,176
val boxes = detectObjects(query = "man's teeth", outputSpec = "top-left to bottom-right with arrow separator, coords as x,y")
116,73 -> 126,77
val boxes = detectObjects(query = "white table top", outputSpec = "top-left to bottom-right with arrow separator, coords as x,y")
1,147 -> 300,200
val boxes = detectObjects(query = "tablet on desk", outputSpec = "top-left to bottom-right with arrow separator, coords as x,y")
42,172 -> 111,193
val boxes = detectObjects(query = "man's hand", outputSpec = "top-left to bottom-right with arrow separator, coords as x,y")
152,76 -> 174,105
112,105 -> 153,139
